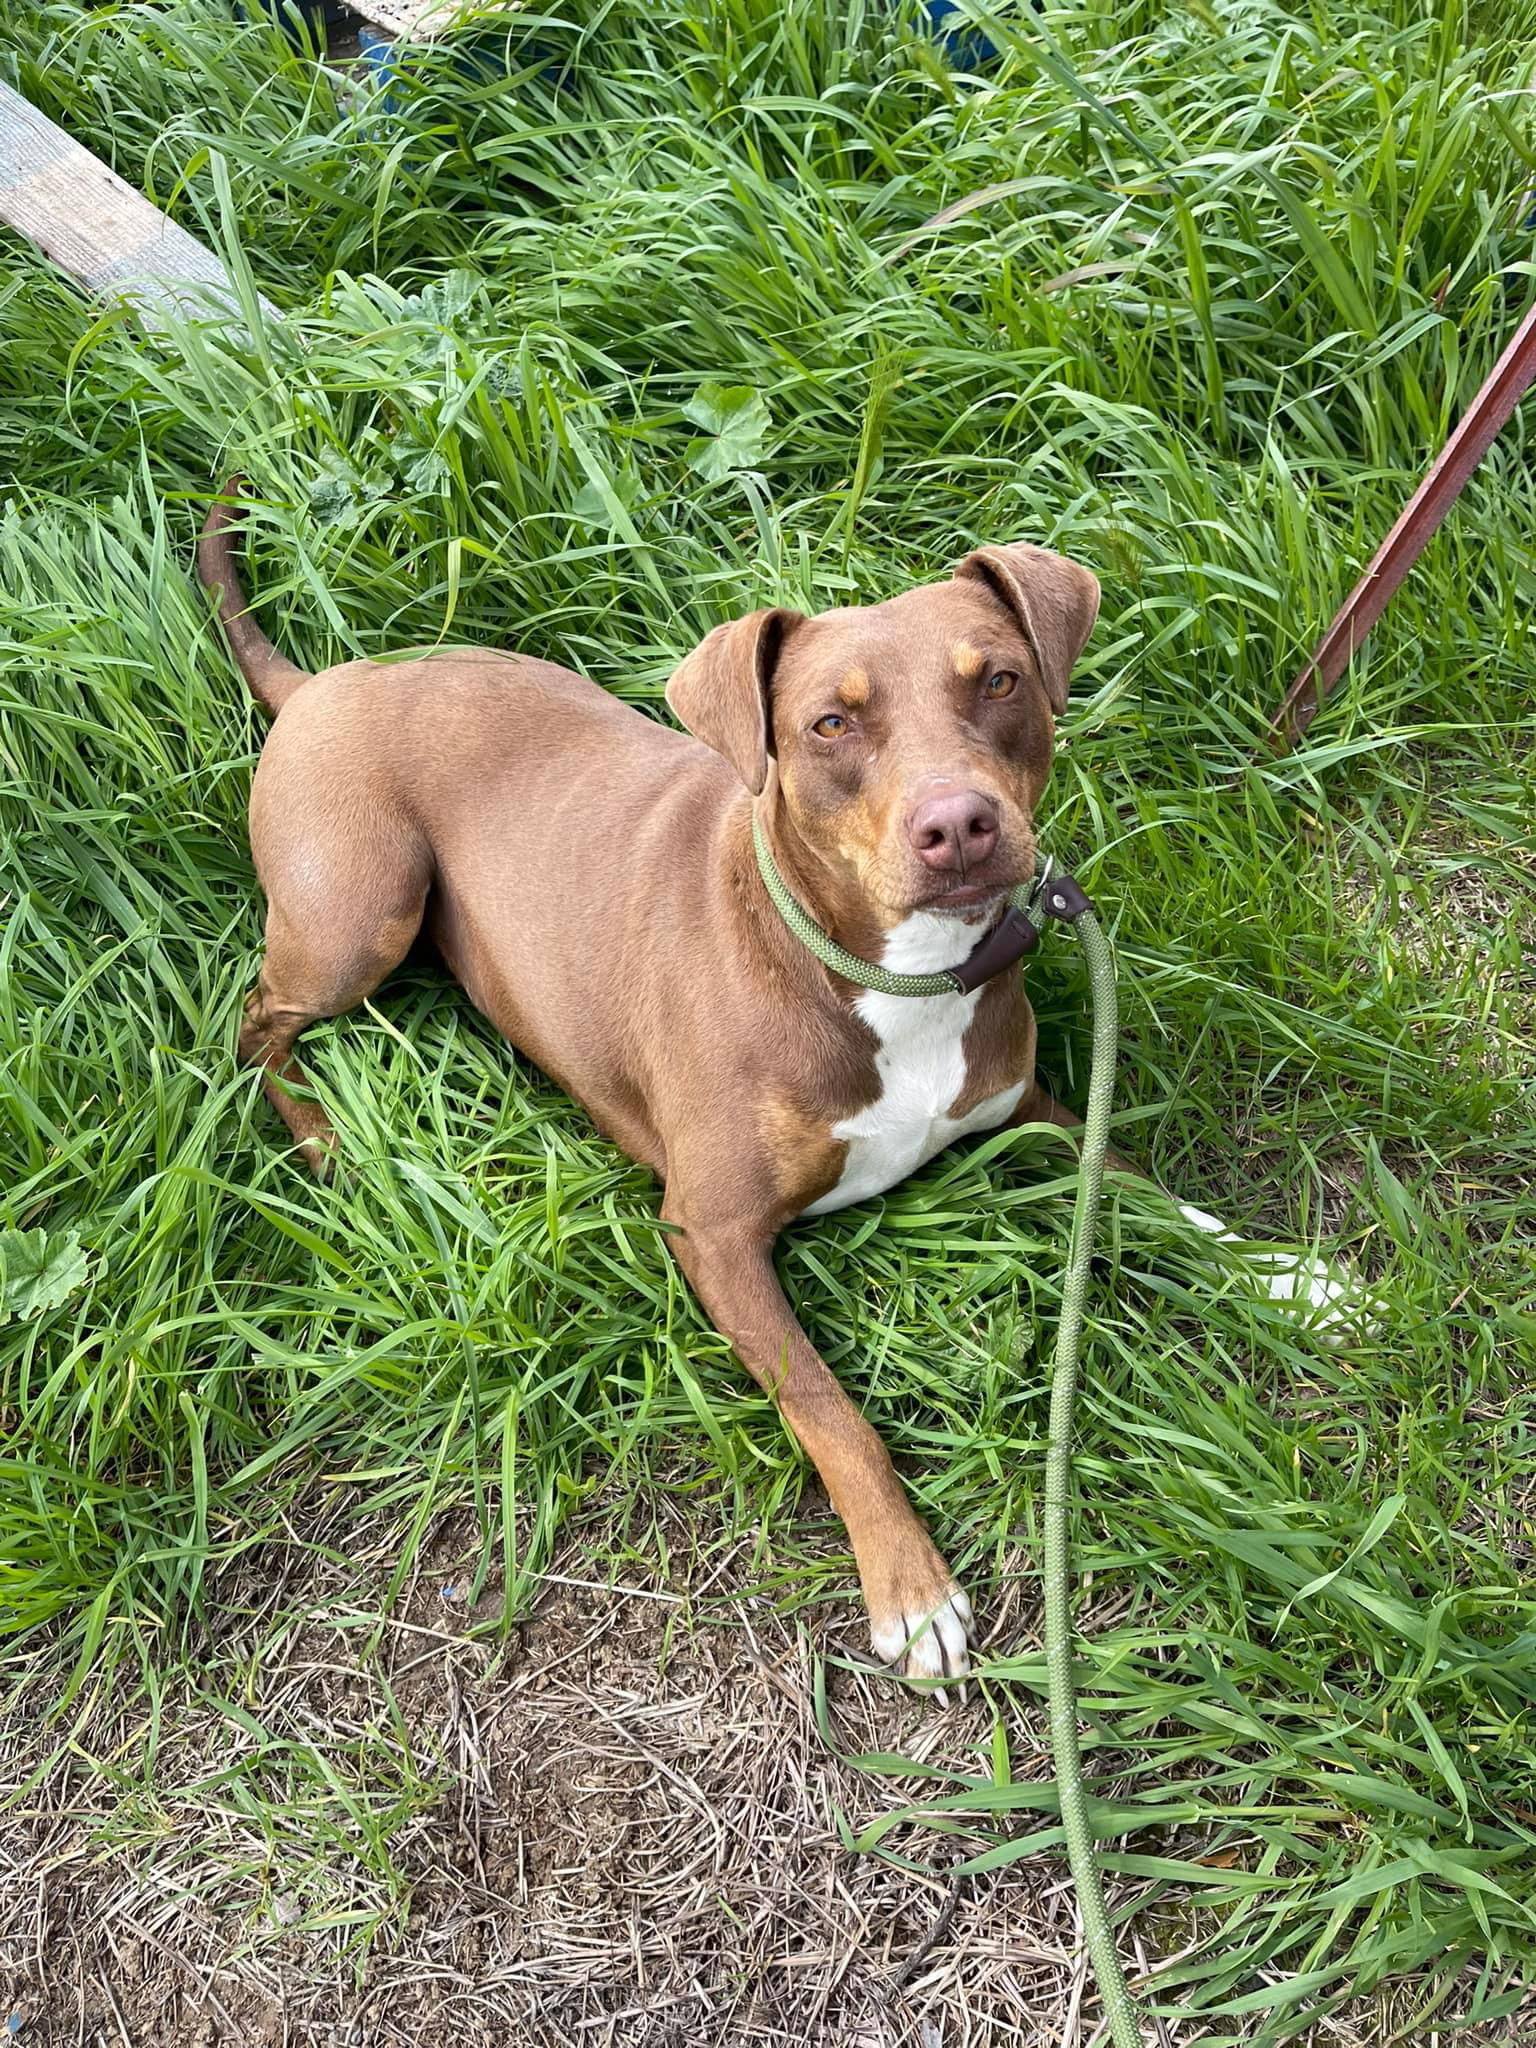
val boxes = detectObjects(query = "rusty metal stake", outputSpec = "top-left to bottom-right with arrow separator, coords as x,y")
1266,294 -> 1536,754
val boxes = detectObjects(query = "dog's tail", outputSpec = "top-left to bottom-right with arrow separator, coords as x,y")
197,480 -> 312,716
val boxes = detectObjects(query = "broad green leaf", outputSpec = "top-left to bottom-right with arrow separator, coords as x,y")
0,1228 -> 91,1322
683,381 -> 772,480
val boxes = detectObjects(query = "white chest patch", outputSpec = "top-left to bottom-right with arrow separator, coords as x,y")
802,910 -> 1026,1217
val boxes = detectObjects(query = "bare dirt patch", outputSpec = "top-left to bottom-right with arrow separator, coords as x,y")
1,1483 -> 1110,2048
3,1479 -> 1528,2046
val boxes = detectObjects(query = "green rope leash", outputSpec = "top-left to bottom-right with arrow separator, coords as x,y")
1045,906 -> 1146,2048
751,809 -> 1146,2046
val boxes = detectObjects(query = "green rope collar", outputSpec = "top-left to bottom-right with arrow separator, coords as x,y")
751,807 -> 1087,996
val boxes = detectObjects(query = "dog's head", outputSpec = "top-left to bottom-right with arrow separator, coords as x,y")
667,544 -> 1100,920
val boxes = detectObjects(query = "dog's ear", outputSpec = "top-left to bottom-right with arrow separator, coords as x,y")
665,608 -> 802,794
953,544 -> 1100,716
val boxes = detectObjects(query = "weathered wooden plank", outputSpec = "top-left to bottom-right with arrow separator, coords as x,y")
347,0 -> 471,39
0,81 -> 275,328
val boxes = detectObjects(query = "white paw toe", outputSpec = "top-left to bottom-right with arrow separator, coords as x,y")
871,1587 -> 974,1705
1179,1206 -> 1376,1344
1250,1252 -> 1376,1342
1259,1251 -> 1347,1312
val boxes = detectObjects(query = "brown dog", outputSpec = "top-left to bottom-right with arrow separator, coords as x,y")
199,485 -> 1104,1693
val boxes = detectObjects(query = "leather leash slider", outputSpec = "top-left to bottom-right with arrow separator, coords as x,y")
1038,874 -> 1094,923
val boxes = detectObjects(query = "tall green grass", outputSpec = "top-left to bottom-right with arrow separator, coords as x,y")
1,0 -> 1533,2036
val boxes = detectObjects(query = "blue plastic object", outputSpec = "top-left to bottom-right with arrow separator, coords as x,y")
357,21 -> 399,102
921,0 -> 1000,69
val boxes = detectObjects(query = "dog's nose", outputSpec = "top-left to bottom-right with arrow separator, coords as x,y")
908,789 -> 1000,871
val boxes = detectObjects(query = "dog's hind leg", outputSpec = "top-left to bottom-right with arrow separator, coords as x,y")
1012,1080 -> 1370,1339
240,816 -> 432,1176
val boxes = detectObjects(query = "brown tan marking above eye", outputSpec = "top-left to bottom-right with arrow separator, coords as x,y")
984,669 -> 1019,700
952,640 -> 987,680
812,712 -> 850,738
837,667 -> 870,707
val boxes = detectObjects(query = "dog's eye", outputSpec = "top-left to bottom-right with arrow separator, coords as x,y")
812,713 -> 849,738
984,670 -> 1019,700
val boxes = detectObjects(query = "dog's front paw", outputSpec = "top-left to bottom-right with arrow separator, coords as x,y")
865,1538 -> 974,1705
1180,1205 -> 1377,1344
